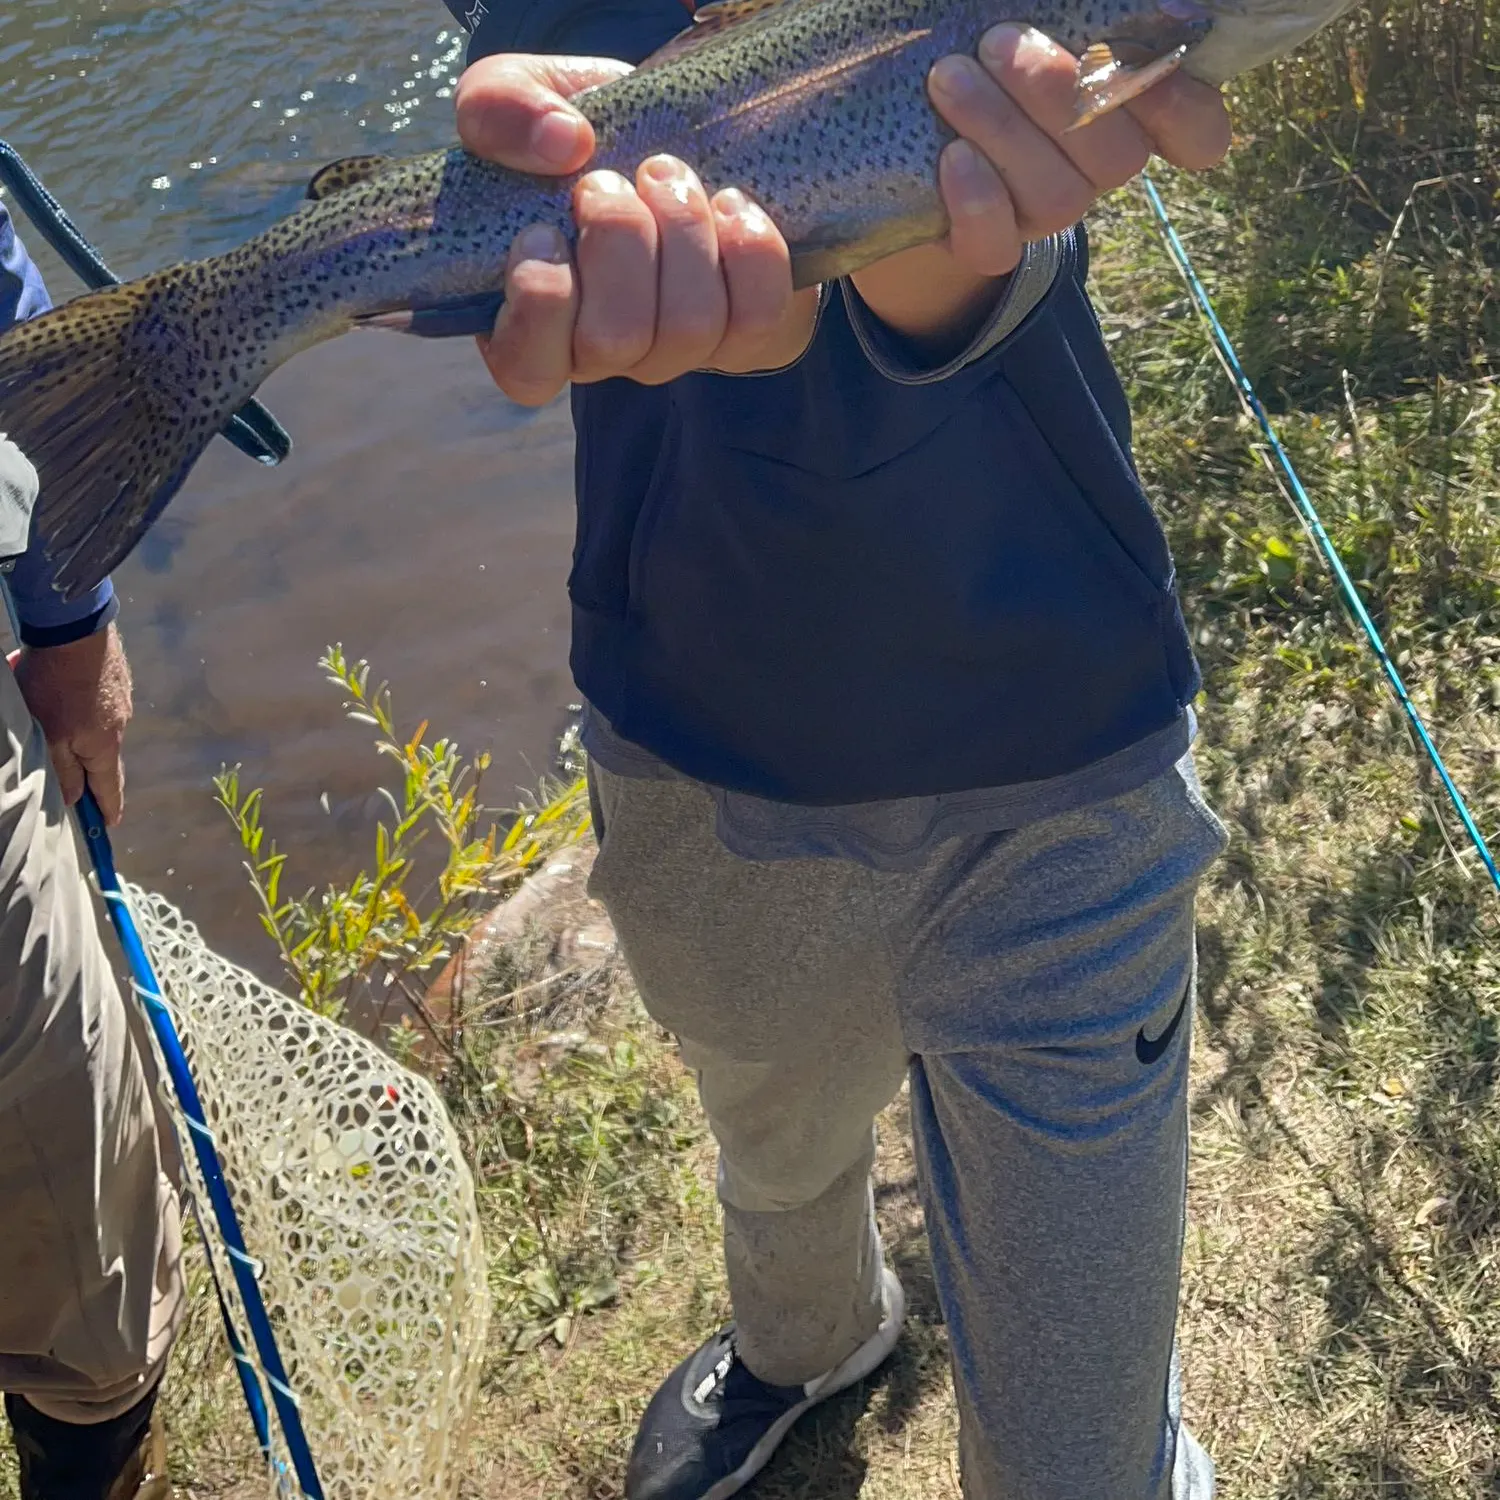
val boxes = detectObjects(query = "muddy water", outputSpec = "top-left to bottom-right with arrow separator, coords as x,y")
0,0 -> 579,973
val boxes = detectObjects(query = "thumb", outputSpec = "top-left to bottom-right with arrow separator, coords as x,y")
49,741 -> 86,810
455,53 -> 632,173
77,744 -> 126,827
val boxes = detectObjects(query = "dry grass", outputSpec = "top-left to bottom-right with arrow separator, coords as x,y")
147,784 -> 1500,1499
450,686 -> 1500,1500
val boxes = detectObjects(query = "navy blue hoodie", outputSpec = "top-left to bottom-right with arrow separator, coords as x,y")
446,0 -> 1199,806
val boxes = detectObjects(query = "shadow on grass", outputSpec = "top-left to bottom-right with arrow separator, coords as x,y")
1273,1448 -> 1432,1500
1191,801 -> 1500,1460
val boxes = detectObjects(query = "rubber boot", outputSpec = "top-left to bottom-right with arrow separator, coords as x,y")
6,1386 -> 169,1500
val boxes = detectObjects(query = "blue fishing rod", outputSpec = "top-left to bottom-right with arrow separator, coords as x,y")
1141,170 -> 1500,896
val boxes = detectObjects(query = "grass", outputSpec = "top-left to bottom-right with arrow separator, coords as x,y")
8,4 -> 1500,1495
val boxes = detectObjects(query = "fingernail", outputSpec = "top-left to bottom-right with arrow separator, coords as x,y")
1013,25 -> 1061,67
715,188 -> 771,234
579,168 -> 632,199
510,223 -> 566,265
642,154 -> 694,205
530,108 -> 583,166
930,55 -> 980,103
641,154 -> 685,184
978,23 -> 1028,68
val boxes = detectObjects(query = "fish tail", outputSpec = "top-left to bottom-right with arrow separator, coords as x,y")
0,266 -> 252,601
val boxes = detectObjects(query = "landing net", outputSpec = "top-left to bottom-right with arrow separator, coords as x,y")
124,882 -> 491,1499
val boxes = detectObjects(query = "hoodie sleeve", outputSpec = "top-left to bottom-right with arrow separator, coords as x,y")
0,202 -> 119,646
838,232 -> 1066,385
442,0 -> 690,66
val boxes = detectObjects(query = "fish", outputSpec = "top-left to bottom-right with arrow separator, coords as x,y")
0,0 -> 1358,600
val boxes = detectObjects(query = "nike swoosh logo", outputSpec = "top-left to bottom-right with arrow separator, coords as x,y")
1135,988 -> 1190,1066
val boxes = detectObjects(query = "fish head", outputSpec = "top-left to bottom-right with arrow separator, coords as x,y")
1174,0 -> 1364,84
1061,0 -> 1362,126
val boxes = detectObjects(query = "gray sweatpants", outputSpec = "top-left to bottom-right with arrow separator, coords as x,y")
587,755 -> 1227,1500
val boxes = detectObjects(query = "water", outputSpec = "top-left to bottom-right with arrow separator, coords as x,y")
0,0 -> 580,975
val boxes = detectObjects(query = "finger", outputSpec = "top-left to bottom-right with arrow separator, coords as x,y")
571,170 -> 661,382
480,224 -> 578,406
628,156 -> 727,385
927,53 -> 1092,242
1124,71 -> 1232,172
49,742 -> 85,810
455,54 -> 632,172
937,138 -> 1022,278
976,25 -> 1153,193
81,748 -> 125,827
706,189 -> 817,374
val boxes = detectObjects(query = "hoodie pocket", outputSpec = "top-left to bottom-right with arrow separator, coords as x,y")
625,403 -> 685,616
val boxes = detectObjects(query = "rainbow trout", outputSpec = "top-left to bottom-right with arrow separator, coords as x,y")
0,0 -> 1356,599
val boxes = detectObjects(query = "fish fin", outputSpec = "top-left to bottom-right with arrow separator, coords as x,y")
685,0 -> 789,24
1066,43 -> 1188,128
353,292 -> 505,339
1079,41 -> 1118,81
635,0 -> 794,70
0,273 -> 239,601
305,154 -> 392,202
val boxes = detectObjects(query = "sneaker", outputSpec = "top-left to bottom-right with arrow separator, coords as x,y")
7,1387 -> 169,1500
625,1267 -> 905,1500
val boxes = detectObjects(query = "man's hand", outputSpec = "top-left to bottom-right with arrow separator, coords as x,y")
455,33 -> 1231,401
456,56 -> 823,406
13,624 -> 132,825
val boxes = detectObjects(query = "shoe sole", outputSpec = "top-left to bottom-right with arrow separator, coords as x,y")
697,1268 -> 907,1500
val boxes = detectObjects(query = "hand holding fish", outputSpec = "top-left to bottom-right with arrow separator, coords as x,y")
850,20 -> 1230,348
456,56 -> 825,404
454,23 -> 1231,398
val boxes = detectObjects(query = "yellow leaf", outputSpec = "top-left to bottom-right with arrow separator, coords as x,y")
391,888 -> 422,937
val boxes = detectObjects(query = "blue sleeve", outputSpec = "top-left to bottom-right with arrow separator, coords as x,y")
0,201 -> 119,645
443,0 -> 689,66
0,201 -> 51,326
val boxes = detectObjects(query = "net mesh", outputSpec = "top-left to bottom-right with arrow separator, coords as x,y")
123,882 -> 491,1500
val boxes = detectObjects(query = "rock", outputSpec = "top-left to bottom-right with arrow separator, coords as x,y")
425,839 -> 617,1011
